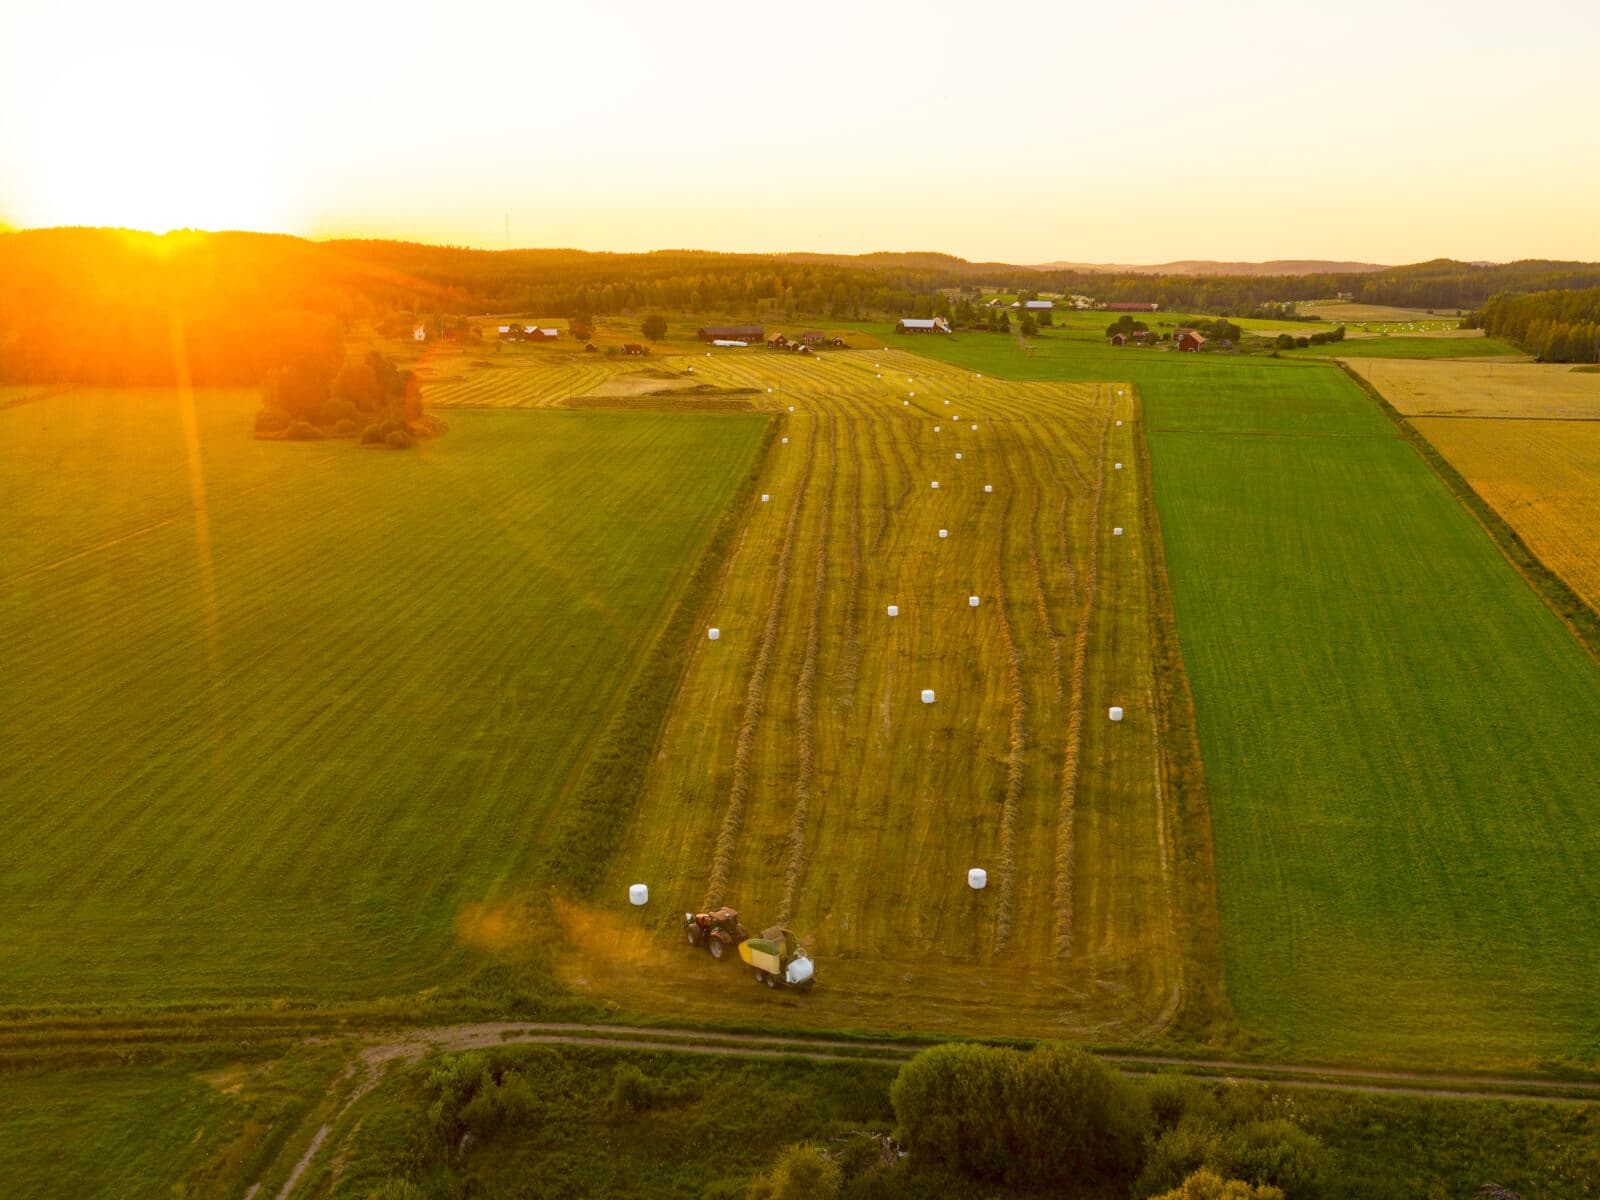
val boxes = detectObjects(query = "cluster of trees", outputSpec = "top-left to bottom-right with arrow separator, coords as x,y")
890,1043 -> 1326,1198
1473,286 -> 1600,362
1273,327 -> 1346,350
256,348 -> 439,449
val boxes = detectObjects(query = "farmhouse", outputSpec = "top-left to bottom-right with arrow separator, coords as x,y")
768,333 -> 790,349
1111,333 -> 1127,346
698,325 -> 764,343
1175,328 -> 1207,352
799,330 -> 825,345
621,343 -> 647,356
896,317 -> 951,334
1106,302 -> 1160,313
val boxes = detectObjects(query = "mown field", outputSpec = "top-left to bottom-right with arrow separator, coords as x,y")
893,327 -> 1600,1066
516,348 -> 1208,1039
0,389 -> 765,1004
1347,356 -> 1600,418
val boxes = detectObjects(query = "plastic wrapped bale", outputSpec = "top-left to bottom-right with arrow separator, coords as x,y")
708,628 -> 720,641
887,605 -> 899,617
782,437 -> 789,444
970,424 -> 977,431
921,689 -> 936,704
1114,526 -> 1123,536
933,425 -> 939,432
931,481 -> 939,489
1109,706 -> 1123,722
629,883 -> 648,906
761,494 -> 770,503
955,453 -> 962,460
939,529 -> 948,539
968,867 -> 987,890
1116,419 -> 1123,426
1115,462 -> 1122,470
984,484 -> 993,493
969,596 -> 980,607
788,405 -> 795,412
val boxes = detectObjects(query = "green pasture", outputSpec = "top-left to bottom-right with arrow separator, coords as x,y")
893,329 -> 1600,1067
0,389 -> 765,1006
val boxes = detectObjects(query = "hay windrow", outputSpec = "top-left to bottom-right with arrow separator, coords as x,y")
704,416 -> 817,910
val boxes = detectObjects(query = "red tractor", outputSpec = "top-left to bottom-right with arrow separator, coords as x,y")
684,907 -> 748,960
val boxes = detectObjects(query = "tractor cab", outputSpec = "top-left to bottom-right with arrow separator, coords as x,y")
684,907 -> 748,959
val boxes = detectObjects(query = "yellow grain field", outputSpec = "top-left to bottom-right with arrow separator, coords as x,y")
1410,417 -> 1600,611
534,348 -> 1199,1039
1345,358 -> 1600,419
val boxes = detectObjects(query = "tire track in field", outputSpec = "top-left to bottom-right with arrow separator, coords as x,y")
705,416 -> 817,910
991,446 -> 1029,952
833,399 -> 867,696
1013,425 -> 1066,700
779,412 -> 837,922
1054,389 -> 1114,957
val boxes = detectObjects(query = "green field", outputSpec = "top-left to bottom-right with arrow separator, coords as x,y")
0,389 -> 766,1005
891,327 -> 1600,1065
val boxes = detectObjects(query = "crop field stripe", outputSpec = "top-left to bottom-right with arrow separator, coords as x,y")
1053,393 -> 1112,956
704,415 -> 816,911
778,411 -> 835,922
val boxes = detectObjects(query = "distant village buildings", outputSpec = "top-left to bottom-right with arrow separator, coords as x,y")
497,324 -> 559,342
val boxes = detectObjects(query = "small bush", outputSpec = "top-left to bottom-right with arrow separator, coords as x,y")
746,1143 -> 841,1200
360,424 -> 385,444
1152,1167 -> 1285,1200
334,418 -> 358,436
386,430 -> 415,450
286,420 -> 321,440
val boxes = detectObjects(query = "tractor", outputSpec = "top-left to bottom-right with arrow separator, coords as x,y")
739,926 -> 816,991
683,907 -> 747,960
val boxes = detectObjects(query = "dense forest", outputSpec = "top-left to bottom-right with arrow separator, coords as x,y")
1472,285 -> 1600,362
5,227 -> 1600,384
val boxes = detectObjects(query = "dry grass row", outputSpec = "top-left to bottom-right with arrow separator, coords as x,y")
1053,399 -> 1113,957
704,416 -> 817,910
778,414 -> 836,922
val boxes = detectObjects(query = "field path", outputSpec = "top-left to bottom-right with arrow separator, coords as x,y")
247,1016 -> 1600,1196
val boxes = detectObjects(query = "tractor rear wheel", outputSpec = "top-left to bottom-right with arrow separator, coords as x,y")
686,926 -> 702,947
709,938 -> 724,960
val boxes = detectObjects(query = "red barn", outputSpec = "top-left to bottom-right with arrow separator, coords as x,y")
1175,329 -> 1207,352
1106,302 -> 1160,313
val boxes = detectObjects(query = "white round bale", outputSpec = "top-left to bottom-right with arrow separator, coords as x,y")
970,424 -> 977,431
933,425 -> 940,432
1116,419 -> 1123,426
1113,526 -> 1123,536
1109,706 -> 1123,722
887,604 -> 899,617
708,628 -> 720,641
984,484 -> 993,493
969,595 -> 980,607
782,437 -> 789,444
931,480 -> 939,489
968,867 -> 987,890
955,452 -> 962,460
629,883 -> 649,906
761,494 -> 770,502
1115,462 -> 1122,470
938,528 -> 948,539
921,689 -> 936,704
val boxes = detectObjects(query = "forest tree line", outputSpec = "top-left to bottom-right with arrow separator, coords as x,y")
7,227 -> 1600,384
1471,285 -> 1600,362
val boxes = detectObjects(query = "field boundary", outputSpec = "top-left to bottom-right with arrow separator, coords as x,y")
1339,362 -> 1600,667
1132,385 -> 1233,1043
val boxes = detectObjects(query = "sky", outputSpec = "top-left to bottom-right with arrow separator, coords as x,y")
3,0 -> 1599,264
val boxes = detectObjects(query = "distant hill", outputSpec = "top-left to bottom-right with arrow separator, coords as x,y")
1033,259 -> 1392,276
